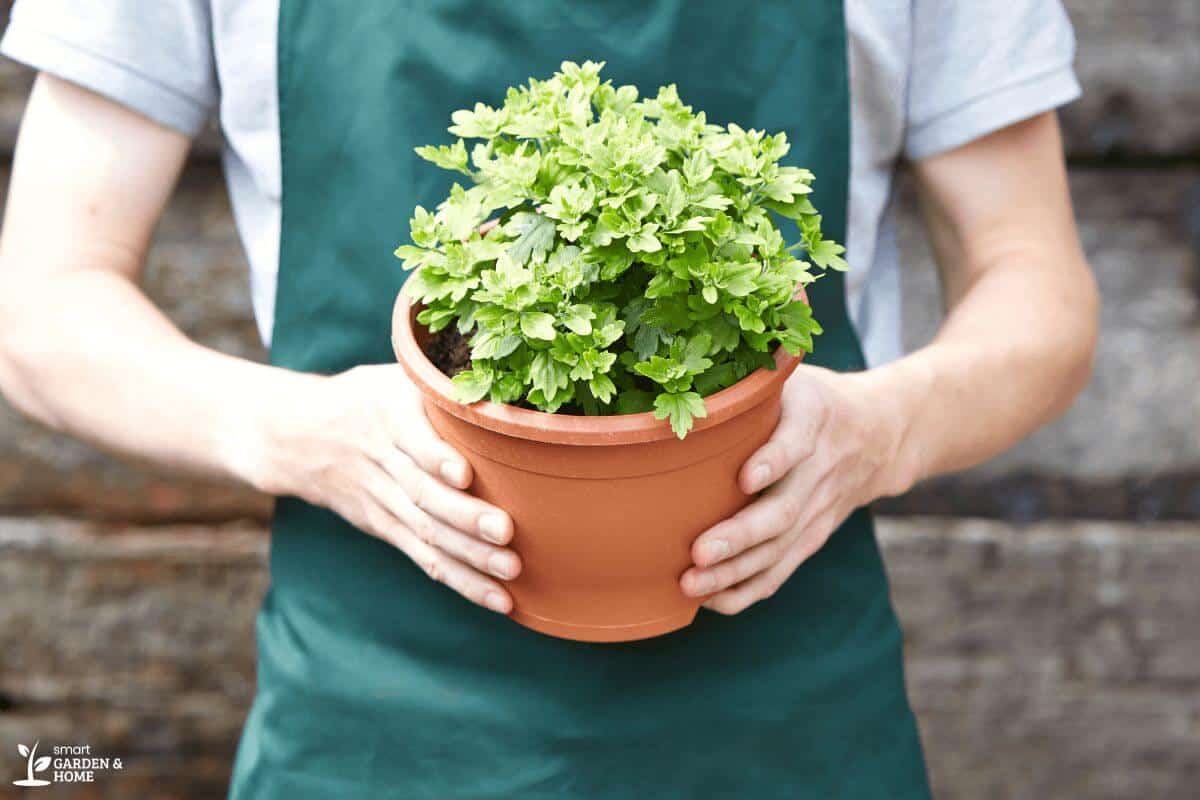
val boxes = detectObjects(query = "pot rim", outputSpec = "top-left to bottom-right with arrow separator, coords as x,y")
392,293 -> 804,446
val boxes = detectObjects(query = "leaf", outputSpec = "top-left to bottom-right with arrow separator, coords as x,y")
693,362 -> 738,395
807,238 -> 848,271
761,167 -> 813,202
627,228 -> 662,253
680,333 -> 714,374
640,298 -> 693,331
561,304 -> 595,335
18,744 -> 29,758
653,391 -> 708,439
530,352 -> 569,399
778,299 -> 816,330
414,140 -> 471,176
633,356 -> 681,385
697,314 -> 741,352
666,215 -> 710,235
408,205 -> 440,248
731,303 -> 766,333
616,388 -> 656,414
632,323 -> 663,359
520,311 -> 557,340
681,150 -> 713,185
448,102 -> 505,139
471,328 -> 522,359
588,373 -> 617,403
506,212 -> 557,266
450,369 -> 493,404
34,756 -> 51,772
763,195 -> 818,220
437,183 -> 484,242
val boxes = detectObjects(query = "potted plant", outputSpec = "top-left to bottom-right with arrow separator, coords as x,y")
392,61 -> 846,642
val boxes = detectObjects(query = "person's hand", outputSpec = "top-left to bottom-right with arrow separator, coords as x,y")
680,366 -> 910,614
259,364 -> 520,613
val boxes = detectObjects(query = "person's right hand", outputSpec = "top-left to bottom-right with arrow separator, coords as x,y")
259,364 -> 520,613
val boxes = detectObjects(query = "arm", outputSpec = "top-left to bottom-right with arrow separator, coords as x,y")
682,112 -> 1099,612
0,74 -> 520,612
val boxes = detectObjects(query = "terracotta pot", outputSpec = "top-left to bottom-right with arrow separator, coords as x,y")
392,294 -> 803,642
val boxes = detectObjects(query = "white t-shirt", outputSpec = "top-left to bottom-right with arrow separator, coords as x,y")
1,0 -> 1080,365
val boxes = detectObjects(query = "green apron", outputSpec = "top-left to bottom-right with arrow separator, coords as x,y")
229,2 -> 931,797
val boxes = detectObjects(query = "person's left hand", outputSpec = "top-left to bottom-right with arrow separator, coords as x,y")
680,365 -> 911,614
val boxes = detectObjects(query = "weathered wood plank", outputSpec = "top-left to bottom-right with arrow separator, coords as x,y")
2,516 -> 1197,798
1061,0 -> 1200,158
881,517 -> 1200,800
0,519 -> 264,798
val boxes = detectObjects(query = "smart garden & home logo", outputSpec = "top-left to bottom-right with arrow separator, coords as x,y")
12,741 -> 124,789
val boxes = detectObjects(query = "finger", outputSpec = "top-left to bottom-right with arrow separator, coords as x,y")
689,479 -> 805,568
739,379 -> 827,494
408,534 -> 514,614
701,568 -> 776,616
702,509 -> 837,615
368,468 -> 521,580
682,527 -> 798,597
426,520 -> 522,581
376,449 -> 514,545
365,501 -> 513,614
384,399 -> 473,489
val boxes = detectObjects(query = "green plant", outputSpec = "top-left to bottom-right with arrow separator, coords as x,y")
397,61 -> 846,437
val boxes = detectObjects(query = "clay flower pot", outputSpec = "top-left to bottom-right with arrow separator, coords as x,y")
392,294 -> 803,642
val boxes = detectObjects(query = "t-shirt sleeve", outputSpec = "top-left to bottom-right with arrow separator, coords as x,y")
0,0 -> 217,136
904,0 -> 1081,160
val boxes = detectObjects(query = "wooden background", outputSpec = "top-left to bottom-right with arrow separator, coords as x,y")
1,3 -> 1198,797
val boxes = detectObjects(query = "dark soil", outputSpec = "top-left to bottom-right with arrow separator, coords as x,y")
425,327 -> 472,377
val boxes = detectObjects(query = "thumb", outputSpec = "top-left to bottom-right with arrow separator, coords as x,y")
739,374 -> 825,493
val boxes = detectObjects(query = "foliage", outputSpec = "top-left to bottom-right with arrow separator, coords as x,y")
398,61 -> 846,437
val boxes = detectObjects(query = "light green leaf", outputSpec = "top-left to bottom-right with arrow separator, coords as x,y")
414,140 -> 472,176
562,304 -> 595,335
448,102 -> 505,139
588,373 -> 617,404
807,238 -> 848,271
653,391 -> 708,439
409,205 -> 440,248
450,368 -> 493,404
530,351 -> 569,398
506,212 -> 557,266
634,356 -> 683,385
520,311 -> 557,340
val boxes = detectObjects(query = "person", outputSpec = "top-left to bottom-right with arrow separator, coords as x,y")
0,1 -> 1097,798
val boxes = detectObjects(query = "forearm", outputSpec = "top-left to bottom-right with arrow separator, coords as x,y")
0,266 -> 315,489
854,247 -> 1098,497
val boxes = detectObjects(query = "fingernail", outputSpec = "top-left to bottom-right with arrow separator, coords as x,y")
750,463 -> 771,491
488,552 -> 515,579
440,460 -> 468,485
479,513 -> 509,544
701,539 -> 730,564
484,591 -> 509,613
688,572 -> 716,596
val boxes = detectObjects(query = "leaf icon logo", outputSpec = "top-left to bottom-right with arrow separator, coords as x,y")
13,741 -> 52,787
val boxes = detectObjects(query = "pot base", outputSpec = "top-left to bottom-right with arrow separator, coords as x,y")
510,606 -> 699,643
